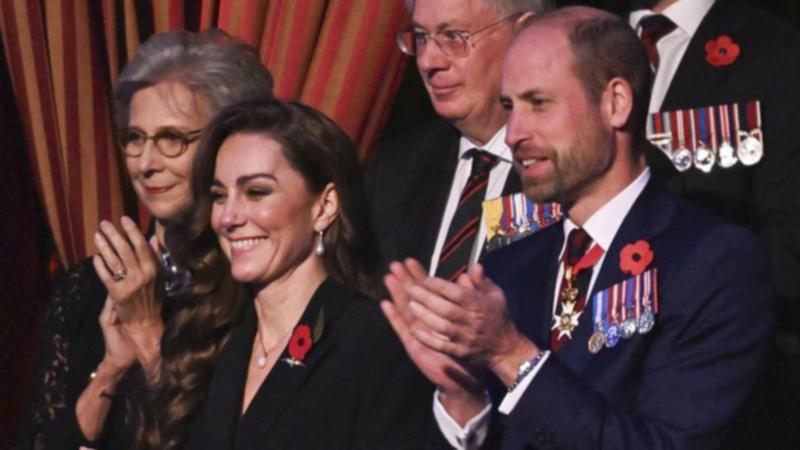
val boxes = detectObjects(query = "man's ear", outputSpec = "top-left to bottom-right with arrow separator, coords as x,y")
601,77 -> 635,130
313,182 -> 339,232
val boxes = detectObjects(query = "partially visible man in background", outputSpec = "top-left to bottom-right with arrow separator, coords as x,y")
629,0 -> 800,446
366,0 -> 554,281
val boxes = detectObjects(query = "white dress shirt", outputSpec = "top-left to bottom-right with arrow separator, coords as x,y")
428,126 -> 514,275
629,0 -> 715,112
435,168 -> 653,449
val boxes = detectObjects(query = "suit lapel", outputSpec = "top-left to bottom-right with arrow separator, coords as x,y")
416,126 -> 461,264
661,1 -> 747,110
185,286 -> 252,450
501,165 -> 522,196
555,180 -> 676,374
234,279 -> 350,450
502,225 -> 564,348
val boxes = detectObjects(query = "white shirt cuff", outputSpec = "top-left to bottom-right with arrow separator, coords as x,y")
432,390 -> 492,450
498,350 -> 551,414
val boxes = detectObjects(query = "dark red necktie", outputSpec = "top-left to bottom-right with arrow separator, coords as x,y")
550,228 -> 597,352
435,149 -> 498,281
639,14 -> 676,70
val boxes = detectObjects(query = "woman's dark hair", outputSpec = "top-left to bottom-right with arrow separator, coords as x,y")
128,28 -> 273,450
145,99 -> 380,450
180,99 -> 380,297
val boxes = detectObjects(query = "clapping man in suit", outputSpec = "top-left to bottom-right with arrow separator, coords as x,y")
366,0 -> 554,280
382,6 -> 772,449
630,1 -> 800,445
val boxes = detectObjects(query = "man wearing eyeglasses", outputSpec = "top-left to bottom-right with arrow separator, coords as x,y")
366,0 -> 554,281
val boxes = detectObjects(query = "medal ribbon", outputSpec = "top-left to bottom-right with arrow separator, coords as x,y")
719,104 -> 730,143
529,201 -> 538,229
681,108 -> 693,152
671,110 -> 681,151
732,103 -> 742,147
502,195 -> 512,234
593,289 -> 606,332
551,233 -> 605,351
745,100 -> 761,131
696,107 -> 708,148
688,108 -> 698,152
707,106 -> 717,150
652,268 -> 660,314
564,244 -> 604,279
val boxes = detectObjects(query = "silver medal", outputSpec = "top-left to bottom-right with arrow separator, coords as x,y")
621,318 -> 637,339
737,130 -> 763,166
637,309 -> 655,334
694,143 -> 715,173
717,141 -> 738,168
672,147 -> 693,172
605,325 -> 621,348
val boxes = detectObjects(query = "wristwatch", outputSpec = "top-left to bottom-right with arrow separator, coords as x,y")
508,351 -> 546,392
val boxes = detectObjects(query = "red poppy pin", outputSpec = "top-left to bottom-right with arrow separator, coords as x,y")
705,35 -> 740,67
619,240 -> 654,276
283,308 -> 325,368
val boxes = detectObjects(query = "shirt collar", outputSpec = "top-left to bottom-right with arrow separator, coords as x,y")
629,0 -> 715,38
562,168 -> 651,251
458,126 -> 512,163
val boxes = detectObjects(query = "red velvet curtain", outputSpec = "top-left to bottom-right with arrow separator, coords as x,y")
0,0 -> 408,267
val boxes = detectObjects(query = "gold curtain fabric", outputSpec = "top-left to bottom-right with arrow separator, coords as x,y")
0,0 -> 408,266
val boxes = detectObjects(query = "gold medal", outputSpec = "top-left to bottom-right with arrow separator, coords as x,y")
587,330 -> 606,354
560,267 -> 579,303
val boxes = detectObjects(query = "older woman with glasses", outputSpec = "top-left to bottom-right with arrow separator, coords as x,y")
15,29 -> 273,450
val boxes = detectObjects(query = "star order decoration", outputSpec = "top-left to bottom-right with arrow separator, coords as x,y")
705,35 -> 740,67
552,301 -> 583,340
619,240 -> 654,276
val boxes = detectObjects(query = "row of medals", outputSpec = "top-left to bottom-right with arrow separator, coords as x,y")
587,295 -> 655,355
555,269 -> 656,354
651,128 -> 763,173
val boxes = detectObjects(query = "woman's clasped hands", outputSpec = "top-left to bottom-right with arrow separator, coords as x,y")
92,215 -> 165,381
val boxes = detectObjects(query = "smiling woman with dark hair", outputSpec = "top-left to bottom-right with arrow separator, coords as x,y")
148,99 -> 432,450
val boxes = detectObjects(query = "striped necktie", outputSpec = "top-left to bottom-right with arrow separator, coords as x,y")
435,149 -> 498,281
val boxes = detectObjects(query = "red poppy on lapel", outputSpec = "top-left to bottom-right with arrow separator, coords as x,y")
705,35 -> 740,67
619,240 -> 654,276
286,324 -> 313,365
283,308 -> 324,368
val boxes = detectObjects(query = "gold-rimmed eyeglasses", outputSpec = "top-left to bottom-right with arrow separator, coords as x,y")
117,127 -> 203,158
396,13 -> 522,58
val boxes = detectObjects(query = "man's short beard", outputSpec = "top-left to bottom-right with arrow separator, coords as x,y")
522,121 -> 614,208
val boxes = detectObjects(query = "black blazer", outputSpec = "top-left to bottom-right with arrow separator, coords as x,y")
648,0 -> 800,312
183,278 -> 434,450
366,117 -> 522,271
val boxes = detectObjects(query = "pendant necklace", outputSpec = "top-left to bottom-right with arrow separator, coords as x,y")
255,327 -> 293,369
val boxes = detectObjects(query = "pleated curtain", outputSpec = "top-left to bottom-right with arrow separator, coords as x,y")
0,0 -> 408,267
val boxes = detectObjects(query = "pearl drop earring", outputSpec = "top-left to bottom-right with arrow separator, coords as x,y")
315,229 -> 326,256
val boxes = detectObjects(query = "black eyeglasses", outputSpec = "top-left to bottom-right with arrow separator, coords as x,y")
397,13 -> 522,58
117,127 -> 203,158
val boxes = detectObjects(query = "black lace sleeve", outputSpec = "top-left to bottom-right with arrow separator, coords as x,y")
14,259 -> 108,450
